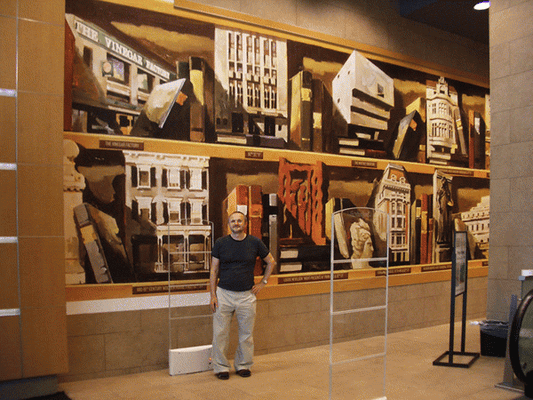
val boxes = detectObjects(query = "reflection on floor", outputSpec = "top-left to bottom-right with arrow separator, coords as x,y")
60,322 -> 528,400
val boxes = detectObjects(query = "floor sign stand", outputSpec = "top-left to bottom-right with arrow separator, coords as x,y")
433,231 -> 479,368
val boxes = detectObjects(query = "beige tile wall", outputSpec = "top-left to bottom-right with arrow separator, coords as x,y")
59,277 -> 487,382
488,0 -> 533,320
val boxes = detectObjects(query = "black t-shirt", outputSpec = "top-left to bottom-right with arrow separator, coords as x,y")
212,235 -> 269,292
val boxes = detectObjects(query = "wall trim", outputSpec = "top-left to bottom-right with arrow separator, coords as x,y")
0,164 -> 17,171
0,88 -> 16,97
66,292 -> 210,315
0,309 -> 20,317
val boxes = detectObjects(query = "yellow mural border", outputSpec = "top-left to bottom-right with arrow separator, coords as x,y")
66,260 -> 488,302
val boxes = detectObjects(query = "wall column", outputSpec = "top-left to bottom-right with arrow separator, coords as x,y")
0,0 -> 68,396
488,0 -> 533,320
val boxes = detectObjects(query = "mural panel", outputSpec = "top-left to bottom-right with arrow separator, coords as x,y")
64,0 -> 490,286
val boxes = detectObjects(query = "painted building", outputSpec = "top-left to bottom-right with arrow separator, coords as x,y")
461,195 -> 490,257
426,77 -> 460,164
332,50 -> 394,133
123,151 -> 211,275
65,14 -> 176,134
214,27 -> 288,142
372,163 -> 411,263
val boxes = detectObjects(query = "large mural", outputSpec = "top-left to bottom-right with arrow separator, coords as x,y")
64,0 -> 490,286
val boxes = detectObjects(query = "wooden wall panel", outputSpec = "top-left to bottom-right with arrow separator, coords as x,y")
0,316 -> 22,381
21,308 -> 69,377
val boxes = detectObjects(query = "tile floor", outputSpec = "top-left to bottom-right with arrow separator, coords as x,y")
60,323 -> 529,400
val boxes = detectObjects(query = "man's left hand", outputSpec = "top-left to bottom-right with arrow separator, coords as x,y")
251,281 -> 266,294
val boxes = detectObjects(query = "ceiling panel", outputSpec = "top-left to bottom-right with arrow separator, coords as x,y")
398,0 -> 489,44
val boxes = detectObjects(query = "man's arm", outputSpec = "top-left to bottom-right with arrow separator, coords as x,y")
210,256 -> 220,313
252,252 -> 276,294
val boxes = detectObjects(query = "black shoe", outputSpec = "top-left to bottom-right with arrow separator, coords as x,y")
216,372 -> 229,380
236,369 -> 251,377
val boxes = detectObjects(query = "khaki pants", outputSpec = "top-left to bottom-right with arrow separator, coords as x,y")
212,287 -> 256,373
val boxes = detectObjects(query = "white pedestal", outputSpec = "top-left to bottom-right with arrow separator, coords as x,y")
169,344 -> 213,376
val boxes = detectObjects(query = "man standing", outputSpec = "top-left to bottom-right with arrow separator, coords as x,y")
210,211 -> 276,380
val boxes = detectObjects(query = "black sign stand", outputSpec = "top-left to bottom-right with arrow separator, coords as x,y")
433,231 -> 480,368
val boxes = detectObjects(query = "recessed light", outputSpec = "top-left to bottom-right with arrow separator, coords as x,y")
474,1 -> 490,10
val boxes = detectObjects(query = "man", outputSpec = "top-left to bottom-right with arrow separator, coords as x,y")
210,211 -> 276,380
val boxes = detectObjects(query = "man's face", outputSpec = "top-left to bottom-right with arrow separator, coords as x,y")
229,213 -> 246,234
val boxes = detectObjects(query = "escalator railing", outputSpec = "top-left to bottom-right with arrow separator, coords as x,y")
510,289 -> 533,397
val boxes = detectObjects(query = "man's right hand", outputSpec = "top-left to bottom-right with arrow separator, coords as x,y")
210,296 -> 218,313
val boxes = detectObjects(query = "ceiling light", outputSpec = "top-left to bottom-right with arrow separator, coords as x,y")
474,1 -> 490,10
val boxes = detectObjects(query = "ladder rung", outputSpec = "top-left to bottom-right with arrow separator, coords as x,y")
169,314 -> 212,322
331,257 -> 388,265
331,305 -> 386,316
331,352 -> 386,367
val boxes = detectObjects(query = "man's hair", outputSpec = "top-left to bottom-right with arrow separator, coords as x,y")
228,211 -> 247,223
